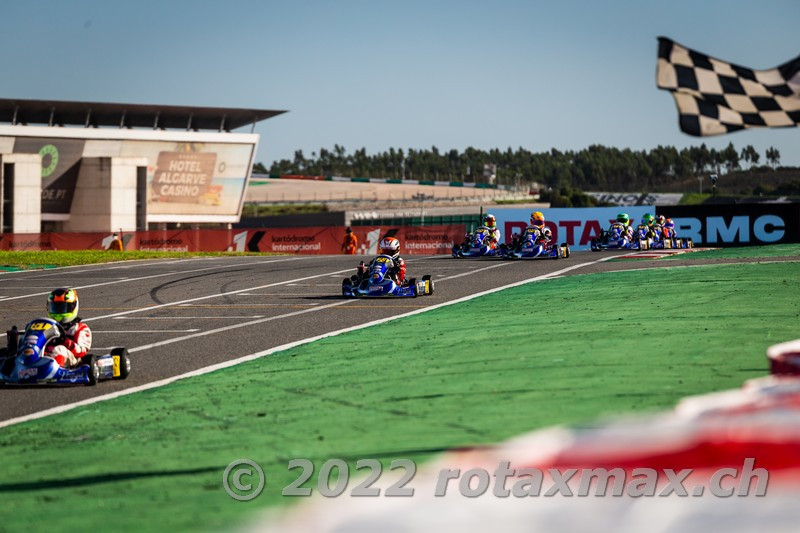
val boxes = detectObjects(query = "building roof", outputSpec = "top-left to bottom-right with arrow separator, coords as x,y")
0,98 -> 286,132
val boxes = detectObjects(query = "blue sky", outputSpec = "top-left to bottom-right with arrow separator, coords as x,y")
2,0 -> 798,169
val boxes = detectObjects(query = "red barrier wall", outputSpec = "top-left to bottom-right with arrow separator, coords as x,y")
0,225 -> 466,255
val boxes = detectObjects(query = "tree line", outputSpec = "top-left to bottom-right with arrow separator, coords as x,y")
254,143 -> 789,193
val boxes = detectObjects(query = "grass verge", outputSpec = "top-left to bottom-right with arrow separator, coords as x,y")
0,261 -> 798,531
0,250 -> 278,270
664,243 -> 800,260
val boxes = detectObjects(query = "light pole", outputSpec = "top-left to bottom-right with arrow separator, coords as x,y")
412,193 -> 434,226
710,174 -> 718,204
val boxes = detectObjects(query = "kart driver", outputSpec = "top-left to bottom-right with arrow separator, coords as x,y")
528,211 -> 552,246
653,215 -> 667,239
45,288 -> 92,367
639,213 -> 657,240
378,237 -> 406,284
609,212 -> 633,240
663,218 -> 677,240
482,214 -> 501,248
459,214 -> 501,250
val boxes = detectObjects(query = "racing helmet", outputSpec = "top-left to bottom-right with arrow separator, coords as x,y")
484,214 -> 496,228
530,211 -> 545,227
642,213 -> 655,226
379,237 -> 401,260
616,212 -> 630,224
665,218 -> 675,229
47,288 -> 79,324
656,215 -> 666,226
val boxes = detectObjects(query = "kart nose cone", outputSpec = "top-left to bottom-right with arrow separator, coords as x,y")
21,345 -> 40,365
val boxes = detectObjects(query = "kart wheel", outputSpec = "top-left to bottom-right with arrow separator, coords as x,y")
1,356 -> 14,376
85,355 -> 100,386
111,347 -> 131,380
422,274 -> 434,295
407,278 -> 418,297
562,244 -> 570,258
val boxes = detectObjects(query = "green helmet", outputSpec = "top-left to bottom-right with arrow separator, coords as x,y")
616,212 -> 630,224
642,213 -> 655,226
47,288 -> 79,324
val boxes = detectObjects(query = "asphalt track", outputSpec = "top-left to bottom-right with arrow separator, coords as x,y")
0,251 -> 791,422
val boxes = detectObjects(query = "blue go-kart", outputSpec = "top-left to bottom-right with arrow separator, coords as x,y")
342,255 -> 434,298
0,317 -> 130,386
503,228 -> 570,260
591,225 -> 645,252
452,227 -> 503,258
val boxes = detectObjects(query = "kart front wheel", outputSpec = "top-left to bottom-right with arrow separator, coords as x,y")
111,347 -> 131,379
85,355 -> 100,386
407,278 -> 418,297
342,278 -> 352,296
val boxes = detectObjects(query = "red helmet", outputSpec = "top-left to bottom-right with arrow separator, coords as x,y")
379,237 -> 400,259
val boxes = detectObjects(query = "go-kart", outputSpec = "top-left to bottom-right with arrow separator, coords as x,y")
503,227 -> 569,259
591,225 -> 649,252
652,230 -> 694,250
452,227 -> 503,258
342,255 -> 434,298
0,317 -> 131,386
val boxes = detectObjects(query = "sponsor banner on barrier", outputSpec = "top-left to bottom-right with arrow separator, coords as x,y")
493,206 -> 655,251
588,192 -> 683,206
656,203 -> 800,246
0,225 -> 465,255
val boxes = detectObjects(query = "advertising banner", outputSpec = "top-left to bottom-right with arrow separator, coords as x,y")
150,152 -> 217,204
8,136 -> 254,220
121,140 -> 252,219
656,203 -> 800,246
0,225 -> 466,255
493,206 -> 655,251
588,192 -> 683,206
13,137 -> 86,214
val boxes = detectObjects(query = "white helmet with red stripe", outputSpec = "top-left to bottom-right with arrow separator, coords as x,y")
379,237 -> 400,260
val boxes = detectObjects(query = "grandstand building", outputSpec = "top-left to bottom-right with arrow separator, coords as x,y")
0,98 -> 285,233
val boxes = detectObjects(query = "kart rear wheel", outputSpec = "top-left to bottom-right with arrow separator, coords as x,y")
407,277 -> 418,297
562,243 -> 570,258
85,355 -> 100,386
422,274 -> 434,295
111,347 -> 131,380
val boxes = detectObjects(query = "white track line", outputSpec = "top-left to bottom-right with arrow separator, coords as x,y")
128,301 -> 354,353
113,316 -> 265,320
437,262 -> 511,281
93,329 -> 201,333
0,255 -> 614,429
0,257 -> 307,302
0,256 -> 275,278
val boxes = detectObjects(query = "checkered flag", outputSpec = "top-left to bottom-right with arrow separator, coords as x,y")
657,37 -> 800,136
